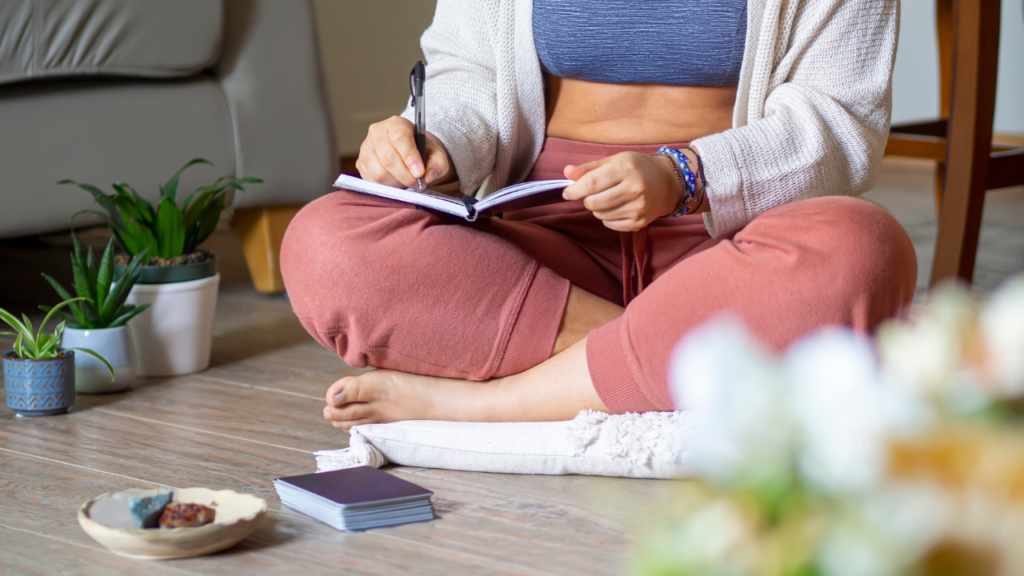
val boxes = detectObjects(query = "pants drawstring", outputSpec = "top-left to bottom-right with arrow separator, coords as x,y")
620,227 -> 650,306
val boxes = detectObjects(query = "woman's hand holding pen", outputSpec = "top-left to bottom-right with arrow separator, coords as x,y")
357,116 -> 456,190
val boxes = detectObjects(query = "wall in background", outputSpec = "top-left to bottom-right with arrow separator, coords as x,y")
893,0 -> 1024,134
315,0 -> 1024,158
312,0 -> 435,156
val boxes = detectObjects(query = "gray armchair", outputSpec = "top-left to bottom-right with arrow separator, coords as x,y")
0,0 -> 337,292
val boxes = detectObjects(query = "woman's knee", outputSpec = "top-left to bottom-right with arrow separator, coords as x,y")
794,196 -> 917,301
280,191 -> 419,318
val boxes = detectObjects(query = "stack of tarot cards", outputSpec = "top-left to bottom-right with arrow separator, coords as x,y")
274,466 -> 435,531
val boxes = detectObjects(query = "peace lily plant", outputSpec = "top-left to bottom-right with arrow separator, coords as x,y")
61,158 -> 261,261
60,159 -> 262,377
633,274 -> 1024,576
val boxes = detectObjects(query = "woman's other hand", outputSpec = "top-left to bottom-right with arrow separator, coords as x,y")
562,152 -> 683,232
356,116 -> 456,189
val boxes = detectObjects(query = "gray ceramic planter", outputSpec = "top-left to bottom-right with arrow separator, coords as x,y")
3,350 -> 76,416
62,326 -> 136,394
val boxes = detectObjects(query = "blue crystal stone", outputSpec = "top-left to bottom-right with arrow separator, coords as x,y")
128,491 -> 174,529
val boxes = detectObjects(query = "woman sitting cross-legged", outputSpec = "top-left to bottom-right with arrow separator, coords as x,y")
281,0 -> 915,430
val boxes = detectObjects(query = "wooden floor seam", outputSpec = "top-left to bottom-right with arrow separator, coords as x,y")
91,408 -> 316,455
193,374 -> 324,401
0,446 -> 170,487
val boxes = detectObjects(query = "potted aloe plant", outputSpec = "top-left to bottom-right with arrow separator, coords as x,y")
1,299 -> 114,416
61,159 -> 261,376
42,234 -> 150,393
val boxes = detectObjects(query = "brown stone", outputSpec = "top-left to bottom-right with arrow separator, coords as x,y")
158,502 -> 216,528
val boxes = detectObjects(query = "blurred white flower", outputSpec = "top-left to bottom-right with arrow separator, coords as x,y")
981,276 -> 1024,397
786,330 -> 932,495
671,317 -> 930,496
818,483 -> 948,576
669,498 -> 753,571
669,316 -> 795,489
876,283 -> 977,395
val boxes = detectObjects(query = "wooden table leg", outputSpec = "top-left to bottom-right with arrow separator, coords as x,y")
234,205 -> 303,293
930,0 -> 1001,286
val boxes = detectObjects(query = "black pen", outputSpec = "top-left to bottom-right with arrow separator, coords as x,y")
410,61 -> 427,191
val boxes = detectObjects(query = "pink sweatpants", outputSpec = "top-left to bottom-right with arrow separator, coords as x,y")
280,138 -> 917,413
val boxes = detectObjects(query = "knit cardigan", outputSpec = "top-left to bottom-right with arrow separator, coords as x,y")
402,0 -> 899,237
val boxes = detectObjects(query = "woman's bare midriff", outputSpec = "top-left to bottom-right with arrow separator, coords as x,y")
544,75 -> 737,145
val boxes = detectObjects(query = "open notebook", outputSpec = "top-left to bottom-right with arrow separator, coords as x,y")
335,174 -> 574,222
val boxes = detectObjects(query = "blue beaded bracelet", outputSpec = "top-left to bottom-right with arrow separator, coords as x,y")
655,146 -> 699,217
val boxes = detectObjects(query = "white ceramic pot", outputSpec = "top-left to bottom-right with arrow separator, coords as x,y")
126,274 -> 220,377
62,326 -> 136,394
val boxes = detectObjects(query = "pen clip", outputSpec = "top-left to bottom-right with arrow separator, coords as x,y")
410,61 -> 425,99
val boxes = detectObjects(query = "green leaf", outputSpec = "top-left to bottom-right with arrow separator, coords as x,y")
69,236 -> 97,327
38,325 -> 62,357
71,232 -> 85,272
69,209 -> 126,235
65,347 -> 115,380
107,227 -> 131,255
123,183 -> 156,223
182,192 -> 221,253
0,308 -> 34,353
85,246 -> 98,290
124,221 -> 158,259
192,195 -> 226,250
69,249 -> 94,304
40,272 -> 74,303
161,158 -> 213,203
235,177 -> 263,185
156,197 -> 186,258
59,180 -> 126,232
95,239 -> 115,323
112,194 -> 146,226
0,309 -> 30,339
103,249 -> 148,317
70,211 -> 131,255
41,274 -> 85,326
21,314 -> 33,338
107,303 -> 151,328
38,297 -> 91,346
38,305 -> 79,328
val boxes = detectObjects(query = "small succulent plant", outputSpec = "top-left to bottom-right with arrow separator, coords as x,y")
41,233 -> 150,329
61,158 -> 262,260
0,299 -> 114,377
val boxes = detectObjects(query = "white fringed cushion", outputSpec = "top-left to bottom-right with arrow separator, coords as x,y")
315,410 -> 693,479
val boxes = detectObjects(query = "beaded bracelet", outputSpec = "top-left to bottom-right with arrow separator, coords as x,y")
682,146 -> 707,191
654,146 -> 699,217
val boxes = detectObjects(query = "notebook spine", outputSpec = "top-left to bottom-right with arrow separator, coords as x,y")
461,194 -> 479,222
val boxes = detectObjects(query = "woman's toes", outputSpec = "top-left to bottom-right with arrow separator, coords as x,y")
325,402 -> 375,423
326,372 -> 389,407
325,376 -> 355,406
333,418 -> 375,432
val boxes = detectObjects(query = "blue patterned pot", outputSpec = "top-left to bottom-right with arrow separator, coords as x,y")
3,350 -> 76,416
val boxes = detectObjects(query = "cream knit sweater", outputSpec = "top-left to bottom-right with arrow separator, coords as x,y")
402,0 -> 899,237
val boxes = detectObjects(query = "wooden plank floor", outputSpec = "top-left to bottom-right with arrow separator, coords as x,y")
1,158 -> 1022,574
0,281 -> 673,575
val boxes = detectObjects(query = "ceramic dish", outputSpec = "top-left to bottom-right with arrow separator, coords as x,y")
78,487 -> 267,559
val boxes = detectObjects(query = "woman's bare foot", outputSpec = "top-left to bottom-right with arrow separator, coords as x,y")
323,338 -> 608,431
323,369 -> 493,431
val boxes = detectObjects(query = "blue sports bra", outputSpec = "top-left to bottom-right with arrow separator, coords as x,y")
533,0 -> 748,87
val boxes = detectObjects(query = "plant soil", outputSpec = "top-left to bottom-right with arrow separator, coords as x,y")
114,250 -> 215,268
